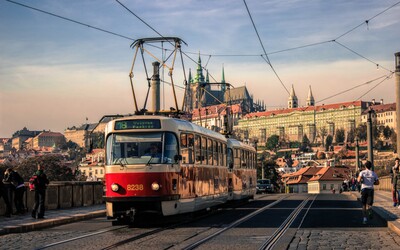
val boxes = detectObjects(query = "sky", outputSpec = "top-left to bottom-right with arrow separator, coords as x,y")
1,0 -> 399,138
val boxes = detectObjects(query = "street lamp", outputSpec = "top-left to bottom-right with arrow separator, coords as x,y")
395,52 -> 400,156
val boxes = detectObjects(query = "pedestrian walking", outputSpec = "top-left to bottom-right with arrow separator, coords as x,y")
9,168 -> 26,214
31,164 -> 49,219
357,161 -> 379,225
391,157 -> 400,207
0,168 -> 12,217
2,168 -> 15,216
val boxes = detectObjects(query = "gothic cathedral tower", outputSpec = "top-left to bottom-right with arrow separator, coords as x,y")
306,85 -> 315,106
288,84 -> 298,108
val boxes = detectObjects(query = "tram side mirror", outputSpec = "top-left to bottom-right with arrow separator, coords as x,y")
174,155 -> 182,163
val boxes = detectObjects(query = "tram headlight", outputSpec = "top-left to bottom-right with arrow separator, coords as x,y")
151,182 -> 160,191
111,183 -> 119,192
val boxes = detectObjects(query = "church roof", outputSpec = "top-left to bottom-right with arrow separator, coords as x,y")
244,100 -> 365,119
224,86 -> 251,102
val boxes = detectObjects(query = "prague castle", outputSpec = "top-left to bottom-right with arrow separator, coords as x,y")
185,55 -> 265,114
235,85 -> 373,144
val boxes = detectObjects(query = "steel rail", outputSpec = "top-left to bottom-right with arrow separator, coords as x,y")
181,196 -> 289,250
259,194 -> 317,250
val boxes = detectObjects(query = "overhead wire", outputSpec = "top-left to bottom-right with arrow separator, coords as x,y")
356,73 -> 394,100
315,74 -> 392,104
243,0 -> 290,95
5,0 -> 135,41
6,0 -> 400,103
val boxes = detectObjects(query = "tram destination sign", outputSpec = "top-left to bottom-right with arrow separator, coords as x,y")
115,119 -> 161,130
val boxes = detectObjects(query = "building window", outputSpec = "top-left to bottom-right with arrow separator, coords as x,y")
323,184 -> 326,190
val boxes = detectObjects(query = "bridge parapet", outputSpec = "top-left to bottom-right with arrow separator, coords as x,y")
0,181 -> 104,216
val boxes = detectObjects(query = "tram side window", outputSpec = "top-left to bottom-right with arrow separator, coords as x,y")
234,149 -> 240,168
195,135 -> 202,164
222,144 -> 227,167
227,147 -> 233,169
202,136 -> 208,165
219,143 -> 224,166
180,133 -> 194,164
213,141 -> 218,166
241,150 -> 246,168
208,139 -> 213,165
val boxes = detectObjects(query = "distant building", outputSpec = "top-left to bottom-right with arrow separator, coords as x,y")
361,101 -> 396,128
11,127 -> 41,150
64,122 -> 107,148
283,166 -> 322,193
79,149 -> 105,181
0,138 -> 11,157
185,55 -> 265,115
236,94 -> 370,144
191,104 -> 242,133
308,166 -> 351,194
32,131 -> 65,149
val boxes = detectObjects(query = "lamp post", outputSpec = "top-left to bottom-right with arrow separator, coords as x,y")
395,52 -> 400,156
367,109 -> 375,170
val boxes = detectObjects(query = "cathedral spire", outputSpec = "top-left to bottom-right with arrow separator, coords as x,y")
221,64 -> 226,94
194,53 -> 205,83
306,85 -> 315,106
288,84 -> 298,108
188,68 -> 193,84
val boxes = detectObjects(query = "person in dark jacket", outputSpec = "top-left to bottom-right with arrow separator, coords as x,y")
2,168 -> 14,217
31,164 -> 49,219
9,168 -> 26,214
391,158 -> 400,207
0,168 -> 12,217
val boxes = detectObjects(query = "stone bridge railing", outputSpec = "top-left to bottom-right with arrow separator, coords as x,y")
375,175 -> 392,192
1,181 -> 104,216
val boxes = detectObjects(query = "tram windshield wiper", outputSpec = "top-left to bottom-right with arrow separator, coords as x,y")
146,155 -> 154,166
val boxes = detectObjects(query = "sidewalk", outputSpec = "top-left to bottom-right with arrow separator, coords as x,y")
349,190 -> 400,235
0,204 -> 106,236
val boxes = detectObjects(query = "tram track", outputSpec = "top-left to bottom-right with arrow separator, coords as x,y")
258,194 -> 316,250
34,194 -> 297,250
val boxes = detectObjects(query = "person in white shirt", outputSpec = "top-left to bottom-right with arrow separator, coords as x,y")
357,161 -> 379,225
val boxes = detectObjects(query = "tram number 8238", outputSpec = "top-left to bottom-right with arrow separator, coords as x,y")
127,184 -> 144,191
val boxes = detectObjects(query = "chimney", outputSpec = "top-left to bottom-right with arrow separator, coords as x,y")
380,99 -> 383,105
151,61 -> 160,113
372,99 -> 375,105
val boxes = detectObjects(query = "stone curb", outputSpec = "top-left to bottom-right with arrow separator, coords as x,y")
0,210 -> 106,236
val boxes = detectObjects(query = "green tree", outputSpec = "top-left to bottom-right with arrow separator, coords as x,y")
266,135 -> 280,151
91,132 -> 105,149
355,124 -> 367,141
318,126 -> 328,147
300,134 -> 311,152
335,128 -> 345,143
325,135 -> 333,151
347,129 -> 355,143
383,125 -> 392,140
14,155 -> 75,181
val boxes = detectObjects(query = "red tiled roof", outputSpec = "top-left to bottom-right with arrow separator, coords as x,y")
309,166 -> 350,182
245,101 -> 363,119
361,102 -> 395,114
192,104 -> 242,120
38,131 -> 64,137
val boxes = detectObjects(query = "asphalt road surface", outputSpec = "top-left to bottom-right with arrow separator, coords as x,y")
1,193 -> 400,250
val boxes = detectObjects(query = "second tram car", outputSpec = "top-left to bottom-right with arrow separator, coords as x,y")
103,115 -> 256,223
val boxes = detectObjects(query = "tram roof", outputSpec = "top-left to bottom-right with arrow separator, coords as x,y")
109,115 -> 227,141
228,138 -> 256,152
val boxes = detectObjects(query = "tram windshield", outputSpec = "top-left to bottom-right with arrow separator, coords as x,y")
106,132 -> 178,165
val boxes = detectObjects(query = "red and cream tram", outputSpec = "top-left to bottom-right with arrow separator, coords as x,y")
103,115 -> 257,223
